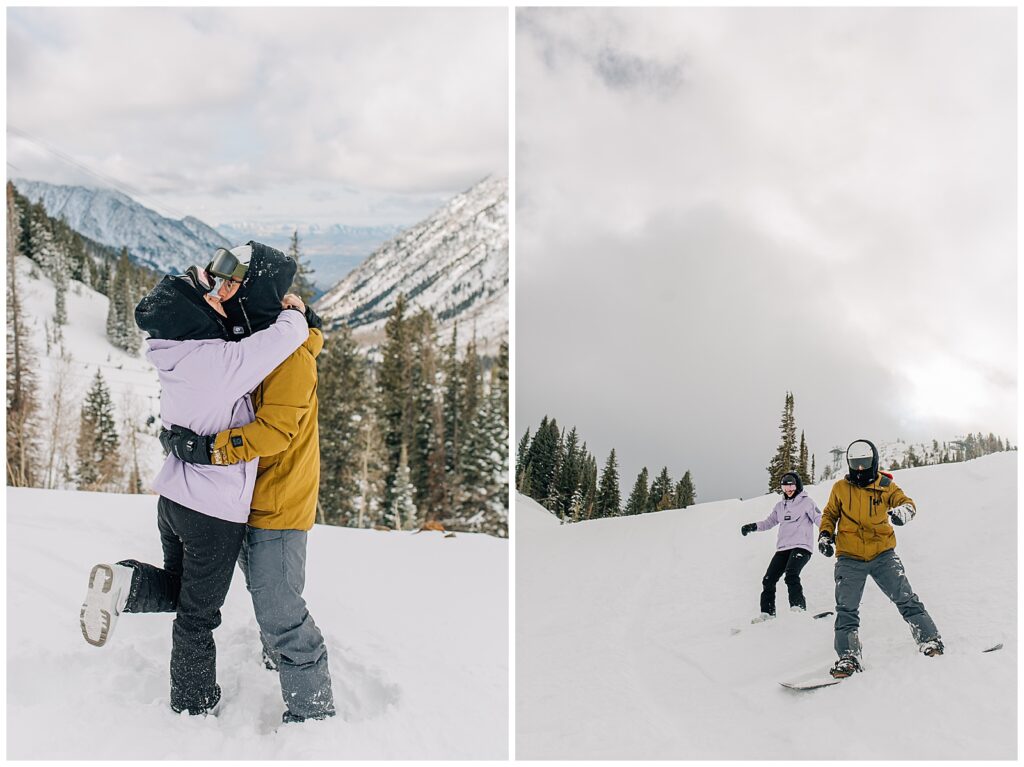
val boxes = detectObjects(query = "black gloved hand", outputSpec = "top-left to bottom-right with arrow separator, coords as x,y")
304,305 -> 323,330
818,531 -> 835,558
741,523 -> 757,536
160,425 -> 214,465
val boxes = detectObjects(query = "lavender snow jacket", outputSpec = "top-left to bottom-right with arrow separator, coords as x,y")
756,491 -> 822,553
147,309 -> 308,523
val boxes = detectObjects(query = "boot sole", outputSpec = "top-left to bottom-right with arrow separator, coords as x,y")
80,564 -> 114,647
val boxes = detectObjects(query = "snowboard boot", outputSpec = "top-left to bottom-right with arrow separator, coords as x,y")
751,612 -> 776,624
829,654 -> 863,679
80,563 -> 135,647
790,605 -> 807,614
919,639 -> 944,657
282,709 -> 336,725
171,684 -> 222,717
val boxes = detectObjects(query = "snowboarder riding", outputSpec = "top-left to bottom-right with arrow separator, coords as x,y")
818,439 -> 943,679
741,471 -> 821,622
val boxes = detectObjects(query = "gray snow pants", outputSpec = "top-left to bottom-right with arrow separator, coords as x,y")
834,548 -> 939,659
237,527 -> 335,720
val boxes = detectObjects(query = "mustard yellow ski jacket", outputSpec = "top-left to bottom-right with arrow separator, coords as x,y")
820,474 -> 915,562
212,328 -> 323,531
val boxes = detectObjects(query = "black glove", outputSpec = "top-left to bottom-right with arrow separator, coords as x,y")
304,305 -> 323,330
818,531 -> 835,558
160,425 -> 214,465
741,523 -> 757,536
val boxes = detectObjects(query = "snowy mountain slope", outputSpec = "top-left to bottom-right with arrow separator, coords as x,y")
315,177 -> 509,353
14,255 -> 164,483
516,453 -> 1017,759
517,493 -> 562,530
14,179 -> 229,273
217,221 -> 400,293
6,486 -> 508,759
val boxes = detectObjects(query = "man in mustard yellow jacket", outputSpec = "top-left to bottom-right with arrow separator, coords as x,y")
817,438 -> 943,679
161,242 -> 335,723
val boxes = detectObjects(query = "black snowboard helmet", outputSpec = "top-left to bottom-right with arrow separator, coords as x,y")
846,439 -> 879,487
135,271 -> 228,342
780,471 -> 803,495
219,241 -> 297,339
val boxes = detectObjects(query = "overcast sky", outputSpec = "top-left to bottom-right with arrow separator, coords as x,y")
516,7 -> 1016,502
7,7 -> 507,227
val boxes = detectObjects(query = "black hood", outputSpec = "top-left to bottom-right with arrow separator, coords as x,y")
220,241 -> 297,339
845,439 -> 880,488
780,471 -> 804,495
135,275 -> 228,342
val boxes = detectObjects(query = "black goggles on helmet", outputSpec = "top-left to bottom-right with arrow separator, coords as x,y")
207,247 -> 249,282
847,440 -> 875,471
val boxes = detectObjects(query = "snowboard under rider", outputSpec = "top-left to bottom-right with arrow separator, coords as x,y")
741,471 -> 821,622
817,439 -> 943,679
78,249 -> 313,717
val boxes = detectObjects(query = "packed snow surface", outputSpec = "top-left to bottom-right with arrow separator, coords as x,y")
7,487 -> 508,759
516,453 -> 1017,759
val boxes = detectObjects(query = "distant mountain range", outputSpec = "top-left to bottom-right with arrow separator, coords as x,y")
15,177 -> 510,352
216,221 -> 400,295
316,176 -> 509,354
13,179 -> 229,274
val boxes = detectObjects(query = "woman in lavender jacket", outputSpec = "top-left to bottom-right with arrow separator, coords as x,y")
740,471 -> 822,622
78,260 -> 309,716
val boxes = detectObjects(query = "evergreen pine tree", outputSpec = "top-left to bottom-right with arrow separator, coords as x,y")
595,448 -> 621,518
648,466 -> 673,512
516,427 -> 531,489
317,325 -> 374,526
6,182 -> 41,487
766,391 -> 798,493
377,294 -> 414,510
76,369 -> 121,491
624,467 -> 650,516
810,454 -> 816,483
798,430 -> 809,480
676,470 -> 696,508
555,427 -> 581,518
386,445 -> 417,531
288,229 -> 317,304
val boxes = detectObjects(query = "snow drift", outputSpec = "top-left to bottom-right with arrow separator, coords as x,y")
6,487 -> 508,759
516,452 -> 1017,759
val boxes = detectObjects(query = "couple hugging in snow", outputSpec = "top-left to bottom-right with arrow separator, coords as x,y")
741,439 -> 943,680
79,242 -> 335,723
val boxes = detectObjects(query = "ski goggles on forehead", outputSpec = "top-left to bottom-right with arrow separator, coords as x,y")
207,248 -> 249,282
781,480 -> 796,486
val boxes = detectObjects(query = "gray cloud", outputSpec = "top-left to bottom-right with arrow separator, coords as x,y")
7,7 -> 508,226
516,7 -> 1016,501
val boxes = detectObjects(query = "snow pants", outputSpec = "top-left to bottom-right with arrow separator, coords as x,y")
760,547 -> 811,615
119,495 -> 245,714
237,527 -> 335,720
834,548 -> 940,659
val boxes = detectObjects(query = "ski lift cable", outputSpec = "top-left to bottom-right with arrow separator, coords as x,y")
7,125 -> 189,220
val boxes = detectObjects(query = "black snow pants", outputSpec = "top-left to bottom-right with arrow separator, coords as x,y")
760,547 -> 811,615
118,496 -> 245,714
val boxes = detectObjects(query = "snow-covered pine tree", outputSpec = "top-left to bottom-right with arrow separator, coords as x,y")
387,445 -> 417,531
810,454 -> 816,483
317,324 -> 375,526
408,309 -> 441,517
624,467 -> 650,516
6,182 -> 42,487
556,427 -> 581,518
76,369 -> 121,492
377,294 -> 414,511
595,448 -> 621,518
287,229 -> 317,304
